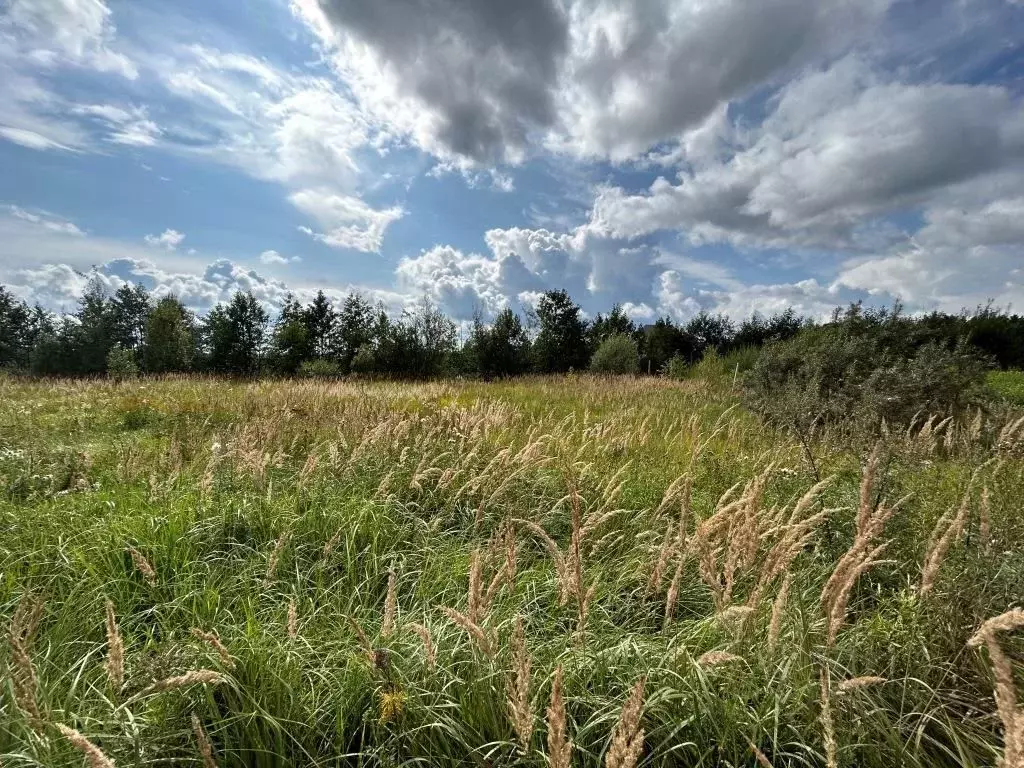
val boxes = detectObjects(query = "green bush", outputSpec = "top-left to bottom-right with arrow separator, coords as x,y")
744,326 -> 990,434
589,333 -> 639,374
298,358 -> 341,378
661,353 -> 689,380
106,345 -> 138,382
350,344 -> 376,375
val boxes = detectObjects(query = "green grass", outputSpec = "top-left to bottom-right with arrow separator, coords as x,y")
988,369 -> 1024,405
0,375 -> 1022,767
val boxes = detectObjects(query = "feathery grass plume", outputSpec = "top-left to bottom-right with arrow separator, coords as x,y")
698,650 -> 742,667
748,740 -> 774,768
55,723 -> 116,768
287,597 -> 298,640
441,606 -> 493,656
104,599 -> 124,692
517,518 -> 570,605
136,669 -> 226,699
507,616 -> 533,751
648,525 -> 676,593
381,570 -> 398,638
468,550 -> 483,622
663,551 -> 685,629
406,622 -> 436,669
547,666 -> 572,768
821,447 -> 904,647
921,465 -> 989,595
968,608 -> 1024,767
191,628 -> 235,670
825,542 -> 891,647
979,484 -> 992,553
767,572 -> 792,652
718,605 -> 755,632
347,615 -> 374,661
323,527 -> 343,559
192,714 -> 219,768
605,677 -> 645,768
127,545 -> 157,587
837,676 -> 887,694
264,529 -> 291,583
9,593 -> 43,724
819,667 -> 838,768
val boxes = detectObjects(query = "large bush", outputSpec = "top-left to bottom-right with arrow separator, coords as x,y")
744,321 -> 990,434
590,333 -> 639,374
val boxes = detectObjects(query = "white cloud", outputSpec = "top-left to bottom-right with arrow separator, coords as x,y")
71,103 -> 161,146
7,205 -> 84,236
588,59 -> 1024,252
259,250 -> 301,265
144,229 -> 186,250
2,0 -> 137,79
290,189 -> 403,253
553,0 -> 889,161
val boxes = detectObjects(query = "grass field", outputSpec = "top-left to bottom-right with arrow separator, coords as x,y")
1,375 -> 1023,767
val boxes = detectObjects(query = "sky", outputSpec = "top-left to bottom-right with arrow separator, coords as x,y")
1,0 -> 1022,324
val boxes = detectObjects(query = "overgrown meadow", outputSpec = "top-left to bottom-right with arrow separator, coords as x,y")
1,375 -> 1023,767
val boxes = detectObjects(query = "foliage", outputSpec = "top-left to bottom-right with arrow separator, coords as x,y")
590,333 -> 639,374
744,305 -> 992,434
533,290 -> 589,373
142,296 -> 195,373
204,292 -> 269,376
467,307 -> 532,378
298,358 -> 341,378
105,345 -> 139,381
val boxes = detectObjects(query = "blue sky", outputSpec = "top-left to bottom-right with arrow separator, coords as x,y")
1,0 -> 1022,322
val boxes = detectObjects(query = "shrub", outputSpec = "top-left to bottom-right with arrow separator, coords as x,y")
661,353 -> 689,380
298,359 -> 341,378
744,326 -> 990,435
590,333 -> 639,374
350,344 -> 376,375
106,345 -> 139,382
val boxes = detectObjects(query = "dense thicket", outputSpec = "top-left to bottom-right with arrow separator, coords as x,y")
1,281 -> 1022,385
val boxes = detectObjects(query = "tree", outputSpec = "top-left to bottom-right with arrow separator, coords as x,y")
205,292 -> 268,375
268,294 -> 312,375
410,297 -> 457,377
468,307 -> 532,378
0,287 -> 33,370
303,290 -> 336,359
30,317 -> 81,376
684,311 -> 734,358
334,293 -> 375,372
106,345 -> 139,382
640,318 -> 695,373
588,304 -> 635,353
590,333 -> 639,374
108,283 -> 151,353
532,290 -> 589,373
142,296 -> 195,373
75,276 -> 114,375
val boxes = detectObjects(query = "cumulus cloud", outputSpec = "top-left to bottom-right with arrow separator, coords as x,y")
144,229 -> 186,250
292,0 -> 568,166
554,0 -> 889,160
589,58 -> 1024,251
291,189 -> 403,253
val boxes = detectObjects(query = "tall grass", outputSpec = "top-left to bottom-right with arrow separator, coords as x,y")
0,374 -> 1022,766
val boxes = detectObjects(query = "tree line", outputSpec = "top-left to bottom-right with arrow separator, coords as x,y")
0,278 -> 1022,379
